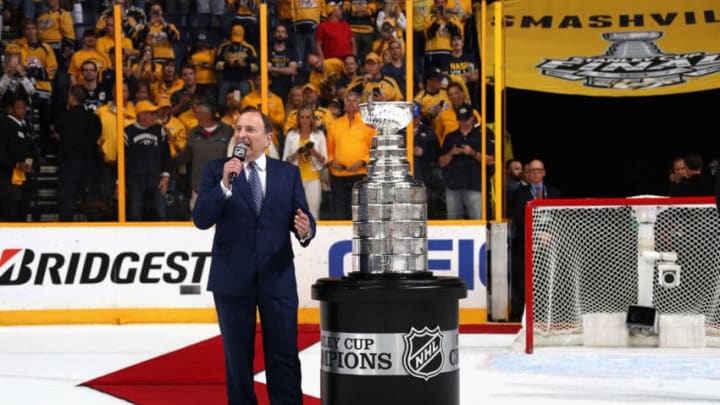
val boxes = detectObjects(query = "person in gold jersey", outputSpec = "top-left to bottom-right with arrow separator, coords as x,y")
326,91 -> 374,220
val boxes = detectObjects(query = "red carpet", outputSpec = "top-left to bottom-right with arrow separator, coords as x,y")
82,324 -> 322,405
81,324 -> 518,404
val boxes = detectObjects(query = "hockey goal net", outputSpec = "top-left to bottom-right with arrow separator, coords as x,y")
520,196 -> 720,353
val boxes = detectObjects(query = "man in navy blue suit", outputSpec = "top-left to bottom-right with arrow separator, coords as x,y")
193,107 -> 316,405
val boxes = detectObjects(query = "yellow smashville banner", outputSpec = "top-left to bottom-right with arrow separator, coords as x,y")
484,0 -> 720,96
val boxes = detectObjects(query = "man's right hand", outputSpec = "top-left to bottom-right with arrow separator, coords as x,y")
330,160 -> 346,171
223,158 -> 245,188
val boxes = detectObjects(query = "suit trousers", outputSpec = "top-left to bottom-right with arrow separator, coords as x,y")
213,292 -> 302,405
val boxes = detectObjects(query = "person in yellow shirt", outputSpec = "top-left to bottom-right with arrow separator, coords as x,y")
414,68 -> 451,132
96,14 -> 137,67
187,30 -> 218,100
152,60 -> 184,103
326,91 -> 374,220
411,0 -> 434,85
283,85 -> 304,123
240,74 -> 285,151
284,0 -> 325,75
95,81 -> 136,219
376,0 -> 407,38
136,1 -> 180,64
177,92 -> 202,133
347,52 -> 403,103
282,83 -> 333,136
226,0 -> 259,48
371,19 -> 404,59
95,0 -> 146,46
36,0 -> 75,63
424,0 -> 463,73
68,29 -> 112,86
340,0 -> 374,63
157,92 -> 188,214
306,51 -> 344,105
13,17 -> 57,154
220,87 -> 242,129
131,43 -> 163,83
214,23 -> 259,110
434,81 -> 480,146
156,93 -> 187,159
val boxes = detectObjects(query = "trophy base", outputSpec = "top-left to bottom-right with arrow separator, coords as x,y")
312,274 -> 467,405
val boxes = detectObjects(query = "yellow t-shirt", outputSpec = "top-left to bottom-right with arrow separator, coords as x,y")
297,138 -> 320,181
327,113 -> 375,177
96,102 -> 137,163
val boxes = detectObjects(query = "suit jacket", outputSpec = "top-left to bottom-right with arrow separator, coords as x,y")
0,114 -> 34,188
668,173 -> 714,197
510,183 -> 561,250
193,157 -> 316,297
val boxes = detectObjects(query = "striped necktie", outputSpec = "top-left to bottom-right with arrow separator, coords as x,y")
248,161 -> 263,215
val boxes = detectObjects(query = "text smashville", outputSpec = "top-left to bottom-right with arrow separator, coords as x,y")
501,10 -> 720,29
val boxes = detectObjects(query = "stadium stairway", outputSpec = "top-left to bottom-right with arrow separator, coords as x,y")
30,153 -> 60,222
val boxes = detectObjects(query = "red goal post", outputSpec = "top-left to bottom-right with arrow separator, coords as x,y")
520,196 -> 720,354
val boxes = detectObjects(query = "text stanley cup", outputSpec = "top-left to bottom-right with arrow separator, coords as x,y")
352,101 -> 428,274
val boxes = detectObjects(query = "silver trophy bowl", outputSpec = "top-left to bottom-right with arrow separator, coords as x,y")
353,101 -> 428,274
359,101 -> 414,136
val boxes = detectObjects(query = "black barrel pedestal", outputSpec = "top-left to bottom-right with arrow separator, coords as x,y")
311,272 -> 467,405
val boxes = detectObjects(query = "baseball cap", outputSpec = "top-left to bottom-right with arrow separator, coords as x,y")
381,20 -> 395,31
303,83 -> 318,93
135,100 -> 159,113
156,93 -> 171,108
456,104 -> 473,121
325,1 -> 340,14
364,52 -> 381,64
425,68 -> 445,80
4,43 -> 21,54
195,30 -> 210,46
231,24 -> 245,42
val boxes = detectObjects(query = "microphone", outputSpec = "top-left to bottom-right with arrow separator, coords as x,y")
229,143 -> 247,184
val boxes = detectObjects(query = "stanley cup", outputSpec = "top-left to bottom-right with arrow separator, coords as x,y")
352,101 -> 428,274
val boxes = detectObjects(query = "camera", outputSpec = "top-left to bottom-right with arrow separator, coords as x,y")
437,5 -> 444,14
297,142 -> 314,155
658,262 -> 681,288
152,9 -> 161,16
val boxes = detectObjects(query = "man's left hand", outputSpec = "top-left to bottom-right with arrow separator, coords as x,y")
294,209 -> 311,240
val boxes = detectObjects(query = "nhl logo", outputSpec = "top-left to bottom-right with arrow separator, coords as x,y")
402,326 -> 444,381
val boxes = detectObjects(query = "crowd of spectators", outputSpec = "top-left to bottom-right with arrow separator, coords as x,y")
0,0 -> 486,222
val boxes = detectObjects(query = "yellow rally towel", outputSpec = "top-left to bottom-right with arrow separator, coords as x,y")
11,168 -> 26,185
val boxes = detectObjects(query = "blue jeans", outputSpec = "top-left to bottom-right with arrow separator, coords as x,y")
294,31 -> 316,71
126,176 -> 167,221
445,188 -> 482,219
23,0 -> 47,19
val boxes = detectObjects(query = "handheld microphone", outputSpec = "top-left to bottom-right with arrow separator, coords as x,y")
229,143 -> 247,184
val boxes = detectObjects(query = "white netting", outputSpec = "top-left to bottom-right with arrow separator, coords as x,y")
527,199 -> 720,351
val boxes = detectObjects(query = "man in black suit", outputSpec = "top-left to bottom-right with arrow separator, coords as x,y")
509,158 -> 561,322
0,94 -> 35,222
53,85 -> 103,221
193,107 -> 316,404
668,154 -> 714,197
